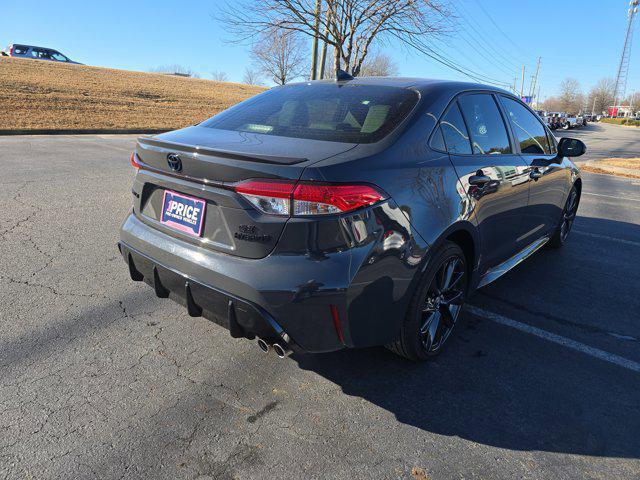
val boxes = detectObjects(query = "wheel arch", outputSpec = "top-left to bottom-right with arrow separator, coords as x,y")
574,177 -> 582,196
425,221 -> 480,286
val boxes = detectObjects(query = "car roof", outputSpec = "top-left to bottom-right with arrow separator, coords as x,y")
286,76 -> 514,98
9,44 -> 58,51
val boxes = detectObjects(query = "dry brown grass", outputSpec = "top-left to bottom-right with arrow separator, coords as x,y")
580,158 -> 640,179
0,57 -> 265,130
596,157 -> 640,168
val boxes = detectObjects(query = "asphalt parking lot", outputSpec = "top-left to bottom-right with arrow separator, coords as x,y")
562,121 -> 640,161
1,125 -> 639,479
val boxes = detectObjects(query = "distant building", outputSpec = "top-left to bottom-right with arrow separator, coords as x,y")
608,105 -> 636,117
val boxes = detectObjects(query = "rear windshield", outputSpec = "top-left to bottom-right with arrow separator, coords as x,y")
12,45 -> 29,54
201,84 -> 419,144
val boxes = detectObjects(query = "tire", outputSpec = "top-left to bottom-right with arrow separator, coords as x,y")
547,185 -> 579,249
388,241 -> 468,361
563,121 -> 571,130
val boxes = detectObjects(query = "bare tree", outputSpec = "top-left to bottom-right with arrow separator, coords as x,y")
541,96 -> 563,112
558,78 -> 583,114
242,66 -> 264,85
220,0 -> 449,77
587,78 -> 615,115
359,52 -> 398,77
625,91 -> 640,110
251,28 -> 307,85
150,64 -> 200,78
211,70 -> 229,82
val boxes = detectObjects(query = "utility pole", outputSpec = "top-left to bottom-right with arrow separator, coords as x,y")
318,1 -> 331,79
529,75 -> 535,98
310,0 -> 322,80
513,77 -> 518,94
591,97 -> 597,116
520,65 -> 525,98
529,57 -> 541,98
613,0 -> 639,111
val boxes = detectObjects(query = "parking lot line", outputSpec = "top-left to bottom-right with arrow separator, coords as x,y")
572,230 -> 640,247
466,306 -> 640,374
583,191 -> 640,202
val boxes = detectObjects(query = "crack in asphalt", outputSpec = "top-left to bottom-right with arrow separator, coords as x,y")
0,181 -> 40,239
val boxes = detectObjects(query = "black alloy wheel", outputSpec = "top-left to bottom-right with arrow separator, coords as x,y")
419,255 -> 466,354
389,241 -> 468,360
548,185 -> 579,248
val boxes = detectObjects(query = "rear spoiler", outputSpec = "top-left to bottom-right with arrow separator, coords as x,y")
138,136 -> 308,165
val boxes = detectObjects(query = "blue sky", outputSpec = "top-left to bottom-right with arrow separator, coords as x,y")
1,0 -> 637,101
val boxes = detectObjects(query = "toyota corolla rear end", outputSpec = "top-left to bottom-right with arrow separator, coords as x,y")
119,80 -> 423,355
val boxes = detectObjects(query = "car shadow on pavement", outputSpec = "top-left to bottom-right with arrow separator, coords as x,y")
292,215 -> 640,459
292,335 -> 640,459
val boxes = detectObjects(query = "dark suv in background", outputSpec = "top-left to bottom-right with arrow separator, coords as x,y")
119,77 -> 585,361
2,43 -> 81,64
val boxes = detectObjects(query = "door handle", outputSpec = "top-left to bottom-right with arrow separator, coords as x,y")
468,174 -> 491,186
529,169 -> 542,180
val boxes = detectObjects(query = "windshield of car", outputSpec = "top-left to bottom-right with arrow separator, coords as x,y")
201,84 -> 420,144
50,51 -> 68,61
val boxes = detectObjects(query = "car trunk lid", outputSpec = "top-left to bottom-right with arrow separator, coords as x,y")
133,126 -> 356,259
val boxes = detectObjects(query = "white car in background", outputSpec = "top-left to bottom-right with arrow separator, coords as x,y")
564,114 -> 585,129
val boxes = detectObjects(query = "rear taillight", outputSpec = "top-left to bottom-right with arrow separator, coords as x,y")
234,179 -> 386,216
234,180 -> 294,216
130,151 -> 141,169
293,183 -> 385,215
9,45 -> 14,56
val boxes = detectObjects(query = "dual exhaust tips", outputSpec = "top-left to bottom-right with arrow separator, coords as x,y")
257,338 -> 290,358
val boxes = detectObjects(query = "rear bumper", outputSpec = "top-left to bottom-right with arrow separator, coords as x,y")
119,201 -> 426,353
119,241 -> 295,348
119,213 -> 354,353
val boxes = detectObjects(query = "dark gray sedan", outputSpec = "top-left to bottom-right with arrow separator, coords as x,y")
119,75 -> 586,361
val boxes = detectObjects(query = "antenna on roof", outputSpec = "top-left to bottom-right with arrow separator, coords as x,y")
336,69 -> 354,82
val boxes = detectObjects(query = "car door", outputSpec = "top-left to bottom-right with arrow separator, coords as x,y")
499,95 -> 570,240
437,93 -> 531,272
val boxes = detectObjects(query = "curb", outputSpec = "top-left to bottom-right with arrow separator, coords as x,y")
0,128 -> 170,136
598,122 -> 640,129
577,160 -> 640,179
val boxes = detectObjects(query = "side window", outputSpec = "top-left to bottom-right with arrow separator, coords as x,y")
501,96 -> 552,154
440,103 -> 472,154
31,48 -> 50,59
457,94 -> 511,155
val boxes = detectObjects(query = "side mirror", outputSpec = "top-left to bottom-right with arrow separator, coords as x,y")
558,137 -> 586,158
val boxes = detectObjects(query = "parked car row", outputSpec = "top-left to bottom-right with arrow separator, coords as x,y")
535,111 -> 588,130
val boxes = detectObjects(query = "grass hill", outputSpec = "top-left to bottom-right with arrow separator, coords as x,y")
0,57 -> 265,131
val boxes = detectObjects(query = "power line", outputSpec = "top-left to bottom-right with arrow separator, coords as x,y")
431,35 -> 514,80
410,41 -> 513,88
452,1 -> 532,72
470,0 -> 531,58
438,15 -> 519,79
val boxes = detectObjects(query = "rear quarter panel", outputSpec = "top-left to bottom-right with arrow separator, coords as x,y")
297,90 -> 477,346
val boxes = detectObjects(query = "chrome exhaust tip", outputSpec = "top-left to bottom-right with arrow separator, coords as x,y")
272,343 -> 290,359
257,338 -> 270,353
